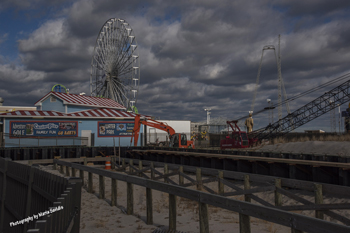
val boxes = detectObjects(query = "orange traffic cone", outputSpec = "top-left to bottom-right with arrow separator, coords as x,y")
105,160 -> 111,170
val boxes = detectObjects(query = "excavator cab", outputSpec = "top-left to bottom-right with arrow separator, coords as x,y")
170,134 -> 179,147
170,133 -> 193,148
181,134 -> 188,146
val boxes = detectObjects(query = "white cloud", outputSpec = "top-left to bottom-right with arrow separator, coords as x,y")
200,64 -> 226,79
0,64 -> 46,82
18,19 -> 67,52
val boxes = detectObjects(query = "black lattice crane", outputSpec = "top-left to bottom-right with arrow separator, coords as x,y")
250,78 -> 350,141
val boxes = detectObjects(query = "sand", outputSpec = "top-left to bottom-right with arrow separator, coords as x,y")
36,141 -> 350,232
38,163 -> 350,233
256,141 -> 350,157
40,164 -> 288,233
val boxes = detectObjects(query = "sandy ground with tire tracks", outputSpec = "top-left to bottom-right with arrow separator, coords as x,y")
41,164 -> 291,233
37,141 -> 350,233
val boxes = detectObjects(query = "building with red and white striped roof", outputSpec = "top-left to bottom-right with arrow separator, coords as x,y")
35,92 -> 126,113
0,109 -> 144,119
1,110 -> 67,117
0,92 -> 148,148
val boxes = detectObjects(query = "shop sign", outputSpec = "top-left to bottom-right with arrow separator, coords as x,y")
98,121 -> 134,137
10,121 -> 78,137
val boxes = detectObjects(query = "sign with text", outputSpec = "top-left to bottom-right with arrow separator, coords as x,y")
10,121 -> 78,138
98,121 -> 134,137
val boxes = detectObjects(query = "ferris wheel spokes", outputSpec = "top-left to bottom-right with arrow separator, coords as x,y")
90,18 -> 140,110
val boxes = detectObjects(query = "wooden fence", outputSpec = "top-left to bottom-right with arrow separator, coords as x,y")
0,157 -> 82,233
53,157 -> 350,233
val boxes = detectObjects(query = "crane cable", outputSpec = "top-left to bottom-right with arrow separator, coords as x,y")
236,72 -> 350,121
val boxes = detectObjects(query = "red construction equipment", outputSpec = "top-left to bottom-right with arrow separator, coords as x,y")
131,114 -> 195,148
220,121 -> 257,150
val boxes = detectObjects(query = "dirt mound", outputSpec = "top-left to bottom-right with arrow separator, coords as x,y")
255,141 -> 350,157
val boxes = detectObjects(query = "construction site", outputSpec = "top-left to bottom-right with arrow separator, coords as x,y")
1,16 -> 350,233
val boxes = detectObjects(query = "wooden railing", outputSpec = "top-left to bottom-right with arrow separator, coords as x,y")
52,157 -> 350,233
0,157 -> 82,233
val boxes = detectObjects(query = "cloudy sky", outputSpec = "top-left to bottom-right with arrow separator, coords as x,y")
1,0 -> 350,132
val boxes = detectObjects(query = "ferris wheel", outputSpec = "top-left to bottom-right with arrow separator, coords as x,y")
90,18 -> 140,111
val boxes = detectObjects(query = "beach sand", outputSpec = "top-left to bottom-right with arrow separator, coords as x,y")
38,141 -> 350,232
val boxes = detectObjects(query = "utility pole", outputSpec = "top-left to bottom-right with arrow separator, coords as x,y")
338,104 -> 341,134
277,35 -> 282,122
330,100 -> 336,133
265,99 -> 275,125
204,108 -> 211,125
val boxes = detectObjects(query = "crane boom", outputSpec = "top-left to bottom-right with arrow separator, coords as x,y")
251,78 -> 350,141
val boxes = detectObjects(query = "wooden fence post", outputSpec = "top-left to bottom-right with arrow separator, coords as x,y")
199,201 -> 209,233
0,159 -> 8,232
71,167 -> 76,177
315,183 -> 324,219
80,170 -> 84,186
99,175 -> 105,199
218,170 -> 224,195
84,158 -> 87,166
239,174 -> 251,233
130,159 -> 133,173
179,166 -> 184,185
196,168 -> 202,190
151,162 -> 155,179
57,197 -> 66,232
111,156 -> 115,169
164,164 -> 168,183
122,159 -> 126,171
60,165 -> 64,174
88,172 -> 93,193
65,166 -> 70,177
139,160 -> 143,177
111,179 -> 117,206
23,166 -> 35,232
146,187 -> 153,224
127,182 -> 133,215
169,194 -> 176,231
53,161 -> 57,170
67,178 -> 82,233
275,178 -> 282,206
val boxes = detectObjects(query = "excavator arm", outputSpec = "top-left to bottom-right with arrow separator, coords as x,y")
131,114 -> 176,146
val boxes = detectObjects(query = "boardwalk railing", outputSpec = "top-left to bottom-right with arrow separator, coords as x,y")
0,157 -> 82,233
53,158 -> 350,233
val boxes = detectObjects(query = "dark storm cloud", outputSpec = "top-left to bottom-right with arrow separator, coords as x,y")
0,0 -> 73,10
1,0 -> 350,131
273,0 -> 350,17
18,18 -> 93,73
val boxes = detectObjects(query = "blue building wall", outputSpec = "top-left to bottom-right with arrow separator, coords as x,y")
41,98 -> 65,113
3,118 -> 143,147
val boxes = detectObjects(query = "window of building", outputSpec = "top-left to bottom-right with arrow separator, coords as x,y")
50,96 -> 56,102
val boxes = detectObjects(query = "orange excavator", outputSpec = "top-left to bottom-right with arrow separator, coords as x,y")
131,114 -> 195,148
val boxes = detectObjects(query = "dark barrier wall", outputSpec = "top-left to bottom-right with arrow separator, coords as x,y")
0,146 -> 130,161
0,157 -> 82,233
